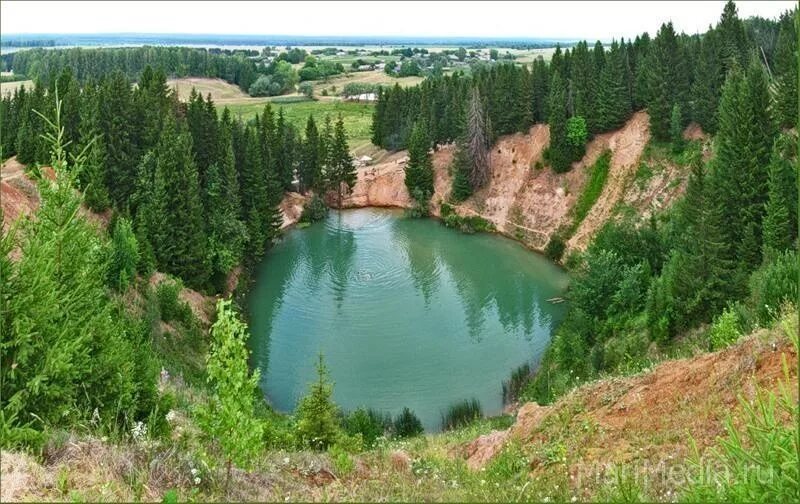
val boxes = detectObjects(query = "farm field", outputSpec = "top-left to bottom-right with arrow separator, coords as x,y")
0,79 -> 34,96
310,69 -> 424,97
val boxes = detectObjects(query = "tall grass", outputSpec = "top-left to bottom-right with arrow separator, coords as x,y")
441,398 -> 483,431
502,362 -> 534,405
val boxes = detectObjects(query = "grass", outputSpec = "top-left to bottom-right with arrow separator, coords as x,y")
221,99 -> 376,150
567,149 -> 611,236
441,398 -> 483,431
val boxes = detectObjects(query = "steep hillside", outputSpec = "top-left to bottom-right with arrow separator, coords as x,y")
3,311 -> 795,502
339,111 -> 665,253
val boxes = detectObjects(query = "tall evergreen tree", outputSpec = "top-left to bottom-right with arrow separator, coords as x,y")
299,115 -> 321,193
466,87 -> 491,187
404,120 -> 435,206
151,116 -> 209,288
546,72 -> 573,173
326,115 -> 356,207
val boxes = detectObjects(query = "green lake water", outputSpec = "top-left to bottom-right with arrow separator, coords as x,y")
248,208 -> 569,431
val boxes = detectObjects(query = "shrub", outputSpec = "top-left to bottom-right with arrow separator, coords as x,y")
298,81 -> 314,98
441,398 -> 482,431
708,307 -> 741,350
156,278 -> 194,325
328,444 -> 355,476
343,408 -> 391,447
748,251 -> 798,326
299,195 -> 329,224
393,407 -> 423,438
544,234 -> 566,262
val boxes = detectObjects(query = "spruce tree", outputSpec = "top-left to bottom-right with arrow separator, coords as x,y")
299,115 -> 321,193
295,353 -> 341,450
772,9 -> 798,128
670,103 -> 684,153
546,72 -> 572,173
450,140 -> 473,202
327,115 -> 355,207
405,120 -> 435,207
152,117 -> 210,288
762,135 -> 799,258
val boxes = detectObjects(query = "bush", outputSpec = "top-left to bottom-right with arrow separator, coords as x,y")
441,398 -> 482,431
708,307 -> 741,350
328,444 -> 355,476
298,81 -> 314,98
156,278 -> 194,325
748,251 -> 798,325
544,234 -> 566,262
299,195 -> 329,224
343,408 -> 391,448
441,212 -> 495,234
392,407 -> 423,438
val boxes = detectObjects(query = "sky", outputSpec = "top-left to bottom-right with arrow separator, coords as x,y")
0,1 -> 795,41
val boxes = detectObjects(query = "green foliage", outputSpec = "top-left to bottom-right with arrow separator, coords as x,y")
404,120 -> 434,206
449,141 -> 473,202
107,217 -> 139,291
295,354 -> 341,450
328,443 -> 355,476
155,278 -> 193,326
299,195 -> 329,224
442,213 -> 495,234
441,398 -> 482,431
502,362 -> 533,404
747,251 -> 799,326
669,103 -> 684,153
570,150 -> 611,232
342,408 -> 391,448
0,94 -> 158,447
565,116 -> 588,158
195,299 -> 264,489
708,306 -> 741,350
544,234 -> 566,262
393,407 -> 424,438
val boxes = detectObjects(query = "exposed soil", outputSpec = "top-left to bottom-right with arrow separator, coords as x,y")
459,326 -> 798,475
567,111 -> 651,252
339,111 -> 653,252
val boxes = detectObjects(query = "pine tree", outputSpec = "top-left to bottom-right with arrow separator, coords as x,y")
595,40 -> 631,132
205,114 -> 247,291
546,72 -> 572,173
691,29 -> 722,133
295,353 -> 341,450
772,9 -> 798,128
405,120 -> 434,207
645,22 -> 690,140
670,103 -> 684,153
107,217 -> 139,291
450,140 -> 473,202
762,134 -> 799,258
299,115 -> 321,193
326,115 -> 355,207
98,71 -> 138,207
152,117 -> 210,288
717,0 -> 749,73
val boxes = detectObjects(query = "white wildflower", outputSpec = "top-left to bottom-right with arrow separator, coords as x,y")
166,410 -> 177,423
194,477 -> 201,485
131,421 -> 147,442
91,408 -> 100,426
190,468 -> 199,477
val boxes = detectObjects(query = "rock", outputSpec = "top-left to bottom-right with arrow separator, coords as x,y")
463,430 -> 510,470
510,402 -> 552,441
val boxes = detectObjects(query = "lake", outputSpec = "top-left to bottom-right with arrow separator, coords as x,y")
248,208 -> 568,431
